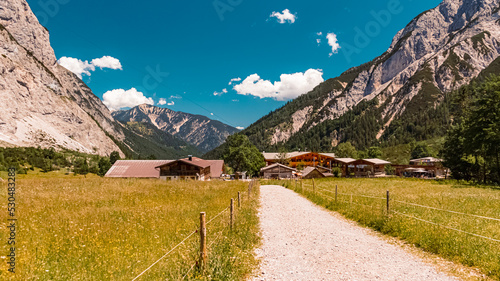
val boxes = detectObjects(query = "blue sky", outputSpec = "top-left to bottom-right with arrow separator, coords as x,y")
27,0 -> 442,129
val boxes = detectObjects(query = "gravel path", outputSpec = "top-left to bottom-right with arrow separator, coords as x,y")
253,185 -> 458,281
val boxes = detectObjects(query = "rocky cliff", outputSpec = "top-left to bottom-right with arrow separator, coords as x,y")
0,0 -> 127,155
113,104 -> 240,153
237,0 -> 500,151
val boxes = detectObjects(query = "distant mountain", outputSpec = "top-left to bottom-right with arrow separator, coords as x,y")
0,0 -> 196,159
112,104 -> 240,153
210,0 -> 500,154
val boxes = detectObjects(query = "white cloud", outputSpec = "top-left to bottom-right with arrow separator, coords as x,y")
213,88 -> 228,96
317,32 -> 323,36
158,98 -> 167,105
58,57 -> 95,78
236,126 -> 244,130
233,69 -> 324,101
229,78 -> 242,85
270,9 -> 296,24
167,101 -> 175,106
58,56 -> 122,78
210,113 -> 214,116
316,38 -> 322,45
170,95 -> 182,99
102,88 -> 154,111
232,99 -> 239,102
326,33 -> 341,56
91,56 -> 122,70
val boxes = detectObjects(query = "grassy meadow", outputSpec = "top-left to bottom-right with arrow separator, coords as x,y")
0,172 -> 260,280
268,178 -> 500,280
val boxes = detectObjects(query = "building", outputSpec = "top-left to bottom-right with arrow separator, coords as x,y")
409,157 -> 444,166
301,166 -> 334,179
156,156 -> 224,181
350,159 -> 391,177
262,152 -> 337,168
261,163 -> 297,179
331,158 -> 356,177
105,160 -> 173,178
105,157 -> 224,181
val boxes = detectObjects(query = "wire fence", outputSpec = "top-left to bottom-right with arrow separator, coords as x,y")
131,179 -> 259,281
297,179 -> 500,244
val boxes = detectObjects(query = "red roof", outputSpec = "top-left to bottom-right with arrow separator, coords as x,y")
105,160 -> 173,178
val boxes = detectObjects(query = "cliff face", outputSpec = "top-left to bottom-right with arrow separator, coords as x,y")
240,0 -> 500,150
113,104 -> 240,153
0,0 -> 125,155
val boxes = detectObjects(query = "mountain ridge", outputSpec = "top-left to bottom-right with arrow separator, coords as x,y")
209,0 -> 500,154
112,104 -> 240,153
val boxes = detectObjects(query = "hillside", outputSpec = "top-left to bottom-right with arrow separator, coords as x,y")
113,104 -> 240,153
209,0 -> 500,155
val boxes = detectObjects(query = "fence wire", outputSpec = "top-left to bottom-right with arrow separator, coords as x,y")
394,211 -> 500,243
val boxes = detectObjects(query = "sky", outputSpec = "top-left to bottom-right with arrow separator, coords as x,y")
26,0 -> 442,129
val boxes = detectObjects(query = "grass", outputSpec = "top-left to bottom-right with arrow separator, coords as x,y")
0,172 -> 260,280
269,178 -> 500,280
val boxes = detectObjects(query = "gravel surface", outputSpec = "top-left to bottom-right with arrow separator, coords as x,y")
253,185 -> 458,281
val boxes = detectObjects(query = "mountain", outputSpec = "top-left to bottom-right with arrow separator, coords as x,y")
112,104 -> 240,153
211,0 -> 500,154
0,0 -> 200,159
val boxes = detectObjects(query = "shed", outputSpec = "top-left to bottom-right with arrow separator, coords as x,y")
261,163 -> 296,179
301,167 -> 326,179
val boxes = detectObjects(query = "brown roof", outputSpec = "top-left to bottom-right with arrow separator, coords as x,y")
261,163 -> 297,172
105,160 -> 173,178
156,157 -> 225,178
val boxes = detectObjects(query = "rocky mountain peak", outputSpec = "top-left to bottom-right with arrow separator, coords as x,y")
0,0 -> 56,66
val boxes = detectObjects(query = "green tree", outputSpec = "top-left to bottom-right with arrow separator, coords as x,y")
277,147 -> 290,165
98,157 -> 112,177
222,134 -> 265,177
110,151 -> 120,164
411,143 -> 432,159
367,146 -> 382,158
335,142 -> 358,158
74,158 -> 89,176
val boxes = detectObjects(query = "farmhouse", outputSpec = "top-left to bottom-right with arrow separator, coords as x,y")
156,156 -> 224,181
261,163 -> 296,179
105,157 -> 224,181
262,151 -> 337,168
393,157 -> 447,178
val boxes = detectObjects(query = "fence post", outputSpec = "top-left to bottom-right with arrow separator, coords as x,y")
199,212 -> 207,271
230,198 -> 234,229
335,185 -> 338,202
238,191 -> 241,208
386,190 -> 390,216
312,178 -> 315,194
301,180 -> 303,191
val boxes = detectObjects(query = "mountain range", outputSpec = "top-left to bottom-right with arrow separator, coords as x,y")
0,0 -> 237,158
207,0 -> 500,157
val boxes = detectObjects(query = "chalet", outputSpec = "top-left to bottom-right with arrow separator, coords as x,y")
393,157 -> 447,178
262,151 -> 337,168
261,163 -> 296,179
350,159 -> 391,177
156,156 -> 224,181
409,157 -> 444,166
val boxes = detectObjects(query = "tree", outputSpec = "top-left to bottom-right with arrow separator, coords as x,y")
367,146 -> 382,159
98,157 -> 112,177
411,143 -> 432,159
110,151 -> 120,164
441,75 -> 500,183
277,147 -> 290,165
74,158 -> 89,176
335,142 -> 358,158
222,134 -> 265,177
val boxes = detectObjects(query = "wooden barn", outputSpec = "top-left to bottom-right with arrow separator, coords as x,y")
156,156 -> 224,181
261,163 -> 296,179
